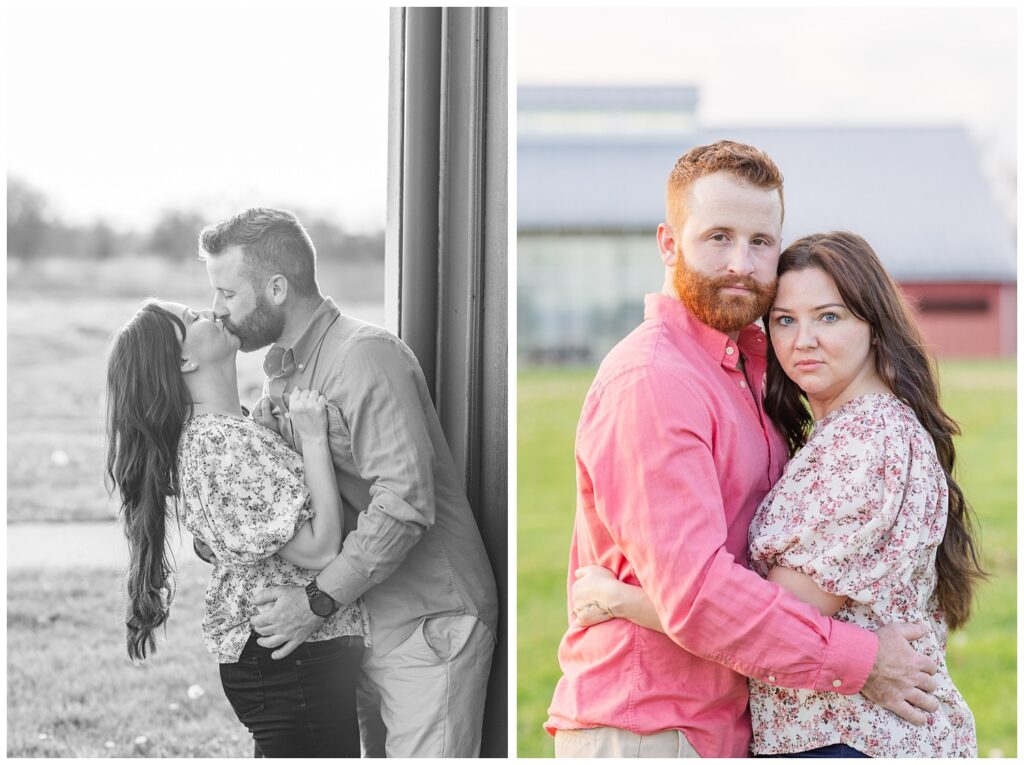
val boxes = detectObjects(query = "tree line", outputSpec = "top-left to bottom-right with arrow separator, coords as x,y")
7,176 -> 384,263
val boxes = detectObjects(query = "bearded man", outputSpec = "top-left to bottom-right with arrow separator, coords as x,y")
544,141 -> 938,758
197,208 -> 498,758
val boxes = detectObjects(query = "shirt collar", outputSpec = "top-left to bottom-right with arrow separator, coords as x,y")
643,293 -> 769,369
263,297 -> 341,378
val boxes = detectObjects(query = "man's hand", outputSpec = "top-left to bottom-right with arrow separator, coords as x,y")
250,585 -> 325,659
861,622 -> 940,725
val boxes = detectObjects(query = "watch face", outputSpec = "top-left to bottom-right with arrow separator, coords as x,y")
310,592 -> 335,617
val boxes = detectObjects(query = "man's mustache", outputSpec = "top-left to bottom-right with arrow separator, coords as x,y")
714,276 -> 772,293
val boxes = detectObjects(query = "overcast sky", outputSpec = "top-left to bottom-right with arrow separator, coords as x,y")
517,6 -> 1016,220
6,6 -> 1017,230
6,5 -> 390,231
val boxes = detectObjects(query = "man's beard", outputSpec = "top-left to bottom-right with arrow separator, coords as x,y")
222,292 -> 286,352
673,257 -> 777,334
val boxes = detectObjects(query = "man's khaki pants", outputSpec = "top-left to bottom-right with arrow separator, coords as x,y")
357,614 -> 495,758
554,726 -> 701,758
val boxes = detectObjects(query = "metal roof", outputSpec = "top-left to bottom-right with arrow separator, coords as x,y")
518,126 -> 1016,281
519,85 -> 699,113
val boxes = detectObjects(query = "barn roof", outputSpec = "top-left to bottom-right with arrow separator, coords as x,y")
518,125 -> 1016,281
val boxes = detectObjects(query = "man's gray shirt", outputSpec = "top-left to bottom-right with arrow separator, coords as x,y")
262,298 -> 498,655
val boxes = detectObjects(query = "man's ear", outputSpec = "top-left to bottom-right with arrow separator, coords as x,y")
267,274 -> 289,306
657,223 -> 678,267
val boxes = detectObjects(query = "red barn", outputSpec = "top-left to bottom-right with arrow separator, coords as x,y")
900,282 -> 1016,359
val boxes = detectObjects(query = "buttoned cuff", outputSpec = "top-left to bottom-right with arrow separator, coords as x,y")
816,619 -> 878,694
320,553 -> 375,607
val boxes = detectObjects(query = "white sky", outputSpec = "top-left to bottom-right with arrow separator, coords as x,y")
517,6 -> 1017,220
5,6 -> 1018,229
6,5 -> 390,232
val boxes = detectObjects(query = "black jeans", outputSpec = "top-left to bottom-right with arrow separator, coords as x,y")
219,632 -> 364,758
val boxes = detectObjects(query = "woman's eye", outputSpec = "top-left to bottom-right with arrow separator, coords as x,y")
821,312 -> 839,322
776,316 -> 793,326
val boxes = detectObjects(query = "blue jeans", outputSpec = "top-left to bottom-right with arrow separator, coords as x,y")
219,632 -> 364,758
776,743 -> 870,758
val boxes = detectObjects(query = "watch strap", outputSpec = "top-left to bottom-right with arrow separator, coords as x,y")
305,578 -> 340,617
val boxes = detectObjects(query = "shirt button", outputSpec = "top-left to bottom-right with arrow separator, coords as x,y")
832,679 -> 842,688
767,674 -> 776,683
298,363 -> 304,370
739,380 -> 747,388
725,346 -> 735,355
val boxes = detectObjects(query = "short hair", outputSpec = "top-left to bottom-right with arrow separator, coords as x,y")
198,208 -> 319,297
666,140 -> 785,228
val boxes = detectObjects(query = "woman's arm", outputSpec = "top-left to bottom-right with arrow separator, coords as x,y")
572,566 -> 665,631
276,389 -> 343,570
766,566 -> 847,616
573,563 -> 848,631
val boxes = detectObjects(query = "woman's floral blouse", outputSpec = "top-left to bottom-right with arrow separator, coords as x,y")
178,412 -> 364,663
747,394 -> 976,758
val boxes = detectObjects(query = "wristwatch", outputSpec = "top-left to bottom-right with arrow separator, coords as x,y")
305,579 -> 340,618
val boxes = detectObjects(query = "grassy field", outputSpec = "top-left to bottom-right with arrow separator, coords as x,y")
516,361 -> 1016,758
7,563 -> 251,757
6,257 -> 384,754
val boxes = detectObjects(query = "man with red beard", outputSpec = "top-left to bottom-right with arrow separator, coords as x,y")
545,141 -> 938,757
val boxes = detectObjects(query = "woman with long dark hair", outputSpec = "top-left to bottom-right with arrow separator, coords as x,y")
571,232 -> 983,757
105,300 -> 364,757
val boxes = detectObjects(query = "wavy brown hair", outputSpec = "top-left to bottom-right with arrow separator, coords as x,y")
105,301 -> 192,660
763,231 -> 985,630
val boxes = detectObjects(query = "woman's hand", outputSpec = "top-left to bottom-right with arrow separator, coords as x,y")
572,566 -> 666,632
572,565 -> 620,627
287,388 -> 329,445
252,395 -> 281,435
276,388 -> 344,569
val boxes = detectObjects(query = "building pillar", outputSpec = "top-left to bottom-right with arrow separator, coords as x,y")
385,7 -> 508,756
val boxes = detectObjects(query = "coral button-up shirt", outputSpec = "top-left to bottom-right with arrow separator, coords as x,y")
545,294 -> 878,758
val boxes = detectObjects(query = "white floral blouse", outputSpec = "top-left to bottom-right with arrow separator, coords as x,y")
747,394 -> 976,758
178,412 -> 365,663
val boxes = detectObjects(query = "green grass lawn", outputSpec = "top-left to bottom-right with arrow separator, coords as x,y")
516,360 -> 1016,758
7,563 -> 251,757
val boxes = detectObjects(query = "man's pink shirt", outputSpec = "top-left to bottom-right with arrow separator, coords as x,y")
545,294 -> 878,758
